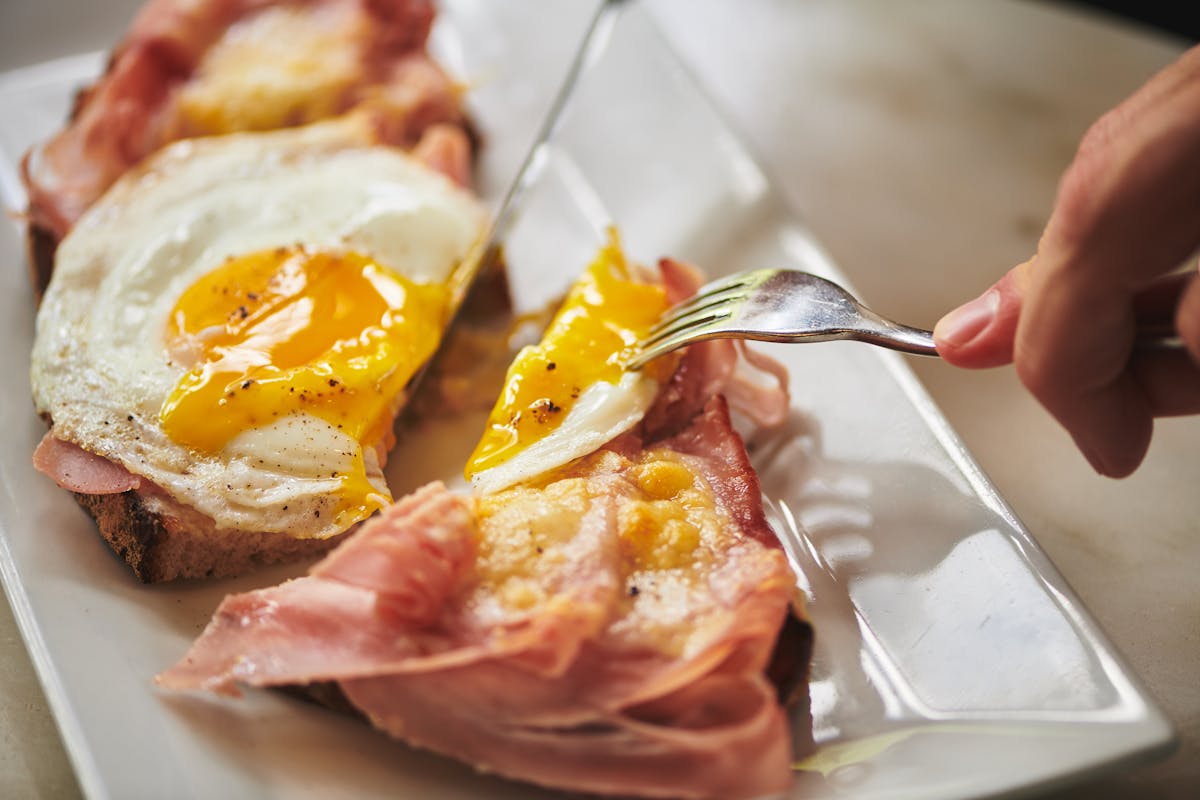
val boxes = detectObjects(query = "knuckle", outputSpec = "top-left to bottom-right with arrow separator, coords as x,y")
1051,113 -> 1124,244
1076,106 -> 1126,162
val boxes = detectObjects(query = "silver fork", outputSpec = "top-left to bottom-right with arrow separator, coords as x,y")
628,269 -> 937,370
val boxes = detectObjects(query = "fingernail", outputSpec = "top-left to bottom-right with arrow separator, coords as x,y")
935,289 -> 1000,347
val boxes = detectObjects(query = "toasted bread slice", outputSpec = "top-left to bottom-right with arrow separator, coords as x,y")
72,488 -> 344,583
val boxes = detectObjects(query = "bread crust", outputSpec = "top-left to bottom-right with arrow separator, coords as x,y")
27,222 -> 56,302
72,487 -> 344,583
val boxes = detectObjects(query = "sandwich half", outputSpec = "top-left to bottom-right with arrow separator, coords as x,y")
159,237 -> 814,799
25,0 -> 494,582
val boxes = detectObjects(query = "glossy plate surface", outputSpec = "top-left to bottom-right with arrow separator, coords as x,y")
0,2 -> 1174,798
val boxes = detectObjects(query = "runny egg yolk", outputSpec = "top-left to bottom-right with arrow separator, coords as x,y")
160,245 -> 449,526
465,234 -> 672,478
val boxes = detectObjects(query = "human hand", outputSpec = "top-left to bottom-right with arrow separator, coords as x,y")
933,44 -> 1200,478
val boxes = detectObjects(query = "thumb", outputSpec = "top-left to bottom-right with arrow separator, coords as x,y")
933,260 -> 1032,368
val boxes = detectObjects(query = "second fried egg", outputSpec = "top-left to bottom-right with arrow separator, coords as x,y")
465,234 -> 674,495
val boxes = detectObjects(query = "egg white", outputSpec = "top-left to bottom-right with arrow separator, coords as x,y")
31,120 -> 487,538
469,370 -> 660,496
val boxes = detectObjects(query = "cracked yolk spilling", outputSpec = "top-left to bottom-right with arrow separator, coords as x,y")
466,233 -> 672,482
160,245 -> 449,525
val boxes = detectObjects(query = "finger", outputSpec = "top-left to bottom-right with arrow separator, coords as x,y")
1176,267 -> 1200,364
933,261 -> 1032,368
1073,45 -> 1200,163
1015,268 -> 1200,477
938,46 -> 1200,371
1132,269 -> 1195,322
1008,47 -> 1200,476
1131,347 -> 1200,417
1045,62 -> 1200,291
1015,267 -> 1152,477
1066,377 -> 1152,479
935,264 -> 1191,368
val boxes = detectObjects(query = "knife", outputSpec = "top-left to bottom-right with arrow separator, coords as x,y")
444,0 -> 628,314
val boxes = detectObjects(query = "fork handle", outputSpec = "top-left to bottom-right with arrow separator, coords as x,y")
854,320 -> 1185,358
1133,321 -> 1186,351
850,322 -> 938,356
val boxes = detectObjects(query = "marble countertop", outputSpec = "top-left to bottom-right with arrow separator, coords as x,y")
646,1 -> 1197,797
1,1 -> 1196,798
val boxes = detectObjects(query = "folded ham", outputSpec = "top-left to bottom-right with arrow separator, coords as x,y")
160,393 -> 812,799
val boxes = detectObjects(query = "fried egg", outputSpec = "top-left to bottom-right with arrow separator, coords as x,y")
31,119 -> 487,538
465,234 -> 675,495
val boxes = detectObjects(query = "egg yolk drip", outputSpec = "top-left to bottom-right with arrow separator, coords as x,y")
465,235 -> 672,478
161,245 -> 449,527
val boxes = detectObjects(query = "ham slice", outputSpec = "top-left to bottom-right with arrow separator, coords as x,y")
22,0 -> 462,254
32,433 -> 141,494
645,257 -> 789,435
311,482 -> 479,624
159,397 -> 810,799
410,123 -> 474,188
159,480 -> 622,691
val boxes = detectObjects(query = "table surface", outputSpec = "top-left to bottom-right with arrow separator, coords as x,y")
1,1 -> 1196,798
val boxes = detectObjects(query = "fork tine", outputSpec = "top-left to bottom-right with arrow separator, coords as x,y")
640,306 -> 733,350
687,268 -> 764,300
646,270 -> 765,335
626,328 -> 715,371
646,287 -> 745,336
630,268 -> 783,370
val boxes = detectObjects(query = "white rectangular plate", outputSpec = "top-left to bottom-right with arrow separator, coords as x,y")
0,2 -> 1175,799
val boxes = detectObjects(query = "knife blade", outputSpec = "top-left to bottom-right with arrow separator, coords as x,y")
444,0 -> 628,314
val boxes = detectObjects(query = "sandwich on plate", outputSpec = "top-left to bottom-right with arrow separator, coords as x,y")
24,0 -> 494,581
159,236 -> 815,800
